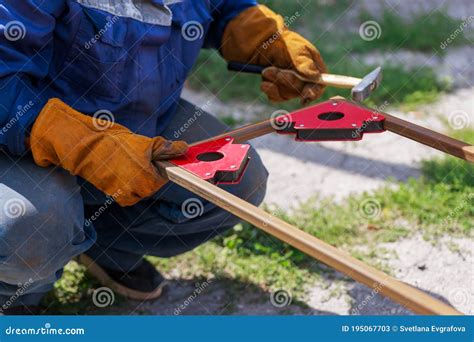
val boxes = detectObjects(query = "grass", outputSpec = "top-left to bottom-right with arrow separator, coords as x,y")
188,2 -> 467,112
41,262 -> 98,315
43,129 -> 473,313
355,9 -> 469,52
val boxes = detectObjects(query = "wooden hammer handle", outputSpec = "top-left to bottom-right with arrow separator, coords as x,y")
319,73 -> 360,88
227,62 -> 360,88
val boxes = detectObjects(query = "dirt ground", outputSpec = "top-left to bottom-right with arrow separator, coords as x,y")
119,234 -> 472,316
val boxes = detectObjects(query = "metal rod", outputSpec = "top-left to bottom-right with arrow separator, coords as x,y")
191,119 -> 274,146
156,160 -> 463,315
193,102 -> 474,163
382,112 -> 474,163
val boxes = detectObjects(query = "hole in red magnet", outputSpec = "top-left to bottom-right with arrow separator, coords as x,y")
318,112 -> 345,121
196,152 -> 225,162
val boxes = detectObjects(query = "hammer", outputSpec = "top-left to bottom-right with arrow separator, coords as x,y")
227,62 -> 382,102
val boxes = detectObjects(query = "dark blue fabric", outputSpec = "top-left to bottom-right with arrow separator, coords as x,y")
0,98 -> 268,306
0,0 -> 256,155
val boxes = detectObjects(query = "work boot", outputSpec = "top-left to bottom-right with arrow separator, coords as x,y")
0,305 -> 40,315
77,254 -> 167,301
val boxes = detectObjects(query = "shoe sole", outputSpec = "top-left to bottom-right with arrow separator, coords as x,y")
76,254 -> 167,301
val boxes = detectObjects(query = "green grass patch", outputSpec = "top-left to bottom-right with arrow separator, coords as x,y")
42,262 -> 97,315
355,9 -> 468,52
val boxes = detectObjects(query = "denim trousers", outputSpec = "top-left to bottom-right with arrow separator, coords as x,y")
0,99 -> 268,307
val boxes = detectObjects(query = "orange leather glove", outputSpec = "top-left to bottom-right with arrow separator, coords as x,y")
222,5 -> 327,104
29,99 -> 188,206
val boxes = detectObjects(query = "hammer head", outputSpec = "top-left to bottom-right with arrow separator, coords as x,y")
351,66 -> 382,102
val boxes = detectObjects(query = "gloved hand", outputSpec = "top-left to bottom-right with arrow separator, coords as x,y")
28,99 -> 188,206
222,5 -> 327,104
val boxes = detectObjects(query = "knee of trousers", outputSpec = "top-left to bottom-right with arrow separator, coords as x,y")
223,146 -> 269,207
208,146 -> 269,229
0,169 -> 93,284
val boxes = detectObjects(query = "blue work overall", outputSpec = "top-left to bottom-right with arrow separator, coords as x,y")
0,0 -> 267,307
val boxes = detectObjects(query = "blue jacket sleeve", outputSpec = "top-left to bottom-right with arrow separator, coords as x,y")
0,1 -> 65,155
204,0 -> 257,49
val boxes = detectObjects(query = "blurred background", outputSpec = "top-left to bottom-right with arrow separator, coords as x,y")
187,0 -> 473,113
45,0 -> 473,316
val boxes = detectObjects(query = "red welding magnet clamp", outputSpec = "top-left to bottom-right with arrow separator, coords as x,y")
274,99 -> 385,141
170,137 -> 250,184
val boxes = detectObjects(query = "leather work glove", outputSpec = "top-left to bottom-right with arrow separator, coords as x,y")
28,99 -> 188,206
222,5 -> 327,104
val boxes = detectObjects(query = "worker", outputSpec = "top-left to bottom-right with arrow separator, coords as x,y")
0,0 -> 326,314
